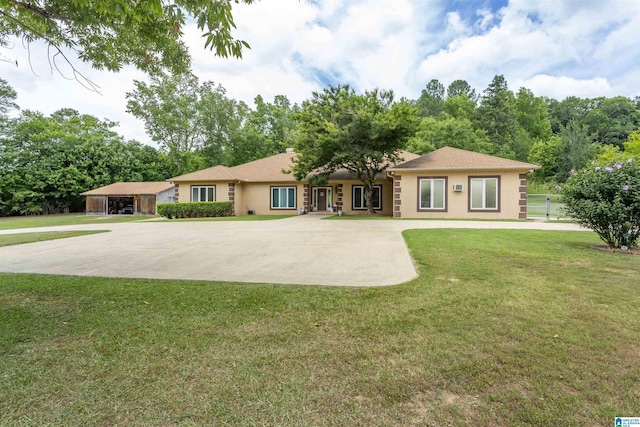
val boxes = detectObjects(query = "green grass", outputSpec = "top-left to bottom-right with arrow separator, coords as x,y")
0,230 -> 107,247
0,214 -> 154,230
1,229 -> 639,426
158,214 -> 296,222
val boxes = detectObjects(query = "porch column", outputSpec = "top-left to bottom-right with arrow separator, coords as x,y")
393,175 -> 402,218
228,183 -> 235,216
304,184 -> 310,213
519,173 -> 527,219
337,184 -> 343,211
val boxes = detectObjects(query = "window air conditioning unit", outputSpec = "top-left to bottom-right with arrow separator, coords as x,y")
453,184 -> 464,192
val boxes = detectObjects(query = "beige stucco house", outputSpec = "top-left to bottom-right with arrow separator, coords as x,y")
168,148 -> 419,216
388,147 -> 538,219
167,146 -> 538,219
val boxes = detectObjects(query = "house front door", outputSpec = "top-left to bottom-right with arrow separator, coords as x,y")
317,189 -> 327,211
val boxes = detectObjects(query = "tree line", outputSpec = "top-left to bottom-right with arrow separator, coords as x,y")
411,76 -> 640,185
1,74 -> 639,216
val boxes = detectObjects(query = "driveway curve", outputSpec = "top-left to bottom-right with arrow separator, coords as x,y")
0,216 -> 585,287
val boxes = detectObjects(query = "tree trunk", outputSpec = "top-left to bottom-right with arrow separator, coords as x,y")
362,180 -> 375,215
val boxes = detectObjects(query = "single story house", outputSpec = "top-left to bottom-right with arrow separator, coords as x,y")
167,146 -> 539,219
168,148 -> 419,216
81,182 -> 175,215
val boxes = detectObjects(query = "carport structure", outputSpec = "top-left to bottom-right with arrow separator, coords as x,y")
81,182 -> 175,215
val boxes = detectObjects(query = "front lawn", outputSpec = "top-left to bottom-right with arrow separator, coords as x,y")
0,230 -> 107,247
0,214 -> 154,230
1,229 -> 638,426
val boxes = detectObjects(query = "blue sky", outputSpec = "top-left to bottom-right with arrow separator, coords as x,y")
2,0 -> 639,145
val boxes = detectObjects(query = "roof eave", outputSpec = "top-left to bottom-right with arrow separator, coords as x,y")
389,165 -> 540,172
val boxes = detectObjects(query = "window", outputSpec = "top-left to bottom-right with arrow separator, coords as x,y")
419,178 -> 446,210
352,185 -> 382,210
470,177 -> 499,210
271,186 -> 296,209
191,186 -> 215,202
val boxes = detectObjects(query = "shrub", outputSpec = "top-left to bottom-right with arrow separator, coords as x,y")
561,159 -> 640,248
157,202 -> 233,219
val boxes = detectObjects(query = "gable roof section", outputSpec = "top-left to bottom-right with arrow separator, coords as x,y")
166,165 -> 236,182
229,152 -> 298,182
168,152 -> 298,183
81,182 -> 174,196
389,147 -> 539,172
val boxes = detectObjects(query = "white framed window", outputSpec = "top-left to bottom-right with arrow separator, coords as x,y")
419,178 -> 446,210
470,177 -> 499,210
352,185 -> 382,210
271,186 -> 296,209
191,186 -> 216,202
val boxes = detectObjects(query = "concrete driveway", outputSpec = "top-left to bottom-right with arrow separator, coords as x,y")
0,216 -> 585,286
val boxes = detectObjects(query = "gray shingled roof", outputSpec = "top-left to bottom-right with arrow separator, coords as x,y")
81,182 -> 174,196
169,150 -> 422,183
390,147 -> 539,171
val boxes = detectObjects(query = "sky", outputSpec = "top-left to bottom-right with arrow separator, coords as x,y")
1,0 -> 639,146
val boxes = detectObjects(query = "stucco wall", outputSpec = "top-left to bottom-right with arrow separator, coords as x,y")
174,179 -> 397,216
324,179 -> 394,216
236,182 -> 304,215
392,170 -> 528,219
175,182 -> 233,203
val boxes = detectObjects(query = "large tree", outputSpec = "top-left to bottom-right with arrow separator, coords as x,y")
446,79 -> 476,100
127,73 -> 205,175
0,77 -> 18,115
0,0 -> 256,76
585,96 -> 640,148
415,79 -> 445,118
406,116 -> 492,155
292,85 -> 419,214
528,120 -> 600,183
226,95 -> 298,166
476,74 -> 519,158
126,72 -> 244,175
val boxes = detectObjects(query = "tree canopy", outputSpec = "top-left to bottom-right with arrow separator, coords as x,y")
0,108 -> 171,215
126,73 -> 298,175
0,0 -> 256,77
292,85 -> 419,214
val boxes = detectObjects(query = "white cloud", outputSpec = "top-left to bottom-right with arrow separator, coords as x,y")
518,75 -> 613,100
475,8 -> 494,31
415,0 -> 640,98
1,0 -> 639,148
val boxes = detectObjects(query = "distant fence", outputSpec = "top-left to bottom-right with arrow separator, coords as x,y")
527,194 -> 565,219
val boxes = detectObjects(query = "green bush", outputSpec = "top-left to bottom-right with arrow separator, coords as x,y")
561,159 -> 640,248
157,202 -> 233,219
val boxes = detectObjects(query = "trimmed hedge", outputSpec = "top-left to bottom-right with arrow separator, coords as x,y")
157,202 -> 233,219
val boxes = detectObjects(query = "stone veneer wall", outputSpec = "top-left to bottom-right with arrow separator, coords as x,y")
304,184 -> 310,213
393,175 -> 402,218
519,173 -> 527,219
228,183 -> 235,216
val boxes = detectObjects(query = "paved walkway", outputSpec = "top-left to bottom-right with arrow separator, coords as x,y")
0,216 -> 585,287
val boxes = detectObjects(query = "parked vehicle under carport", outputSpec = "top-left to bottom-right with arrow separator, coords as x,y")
81,182 -> 175,215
